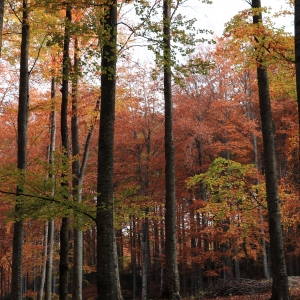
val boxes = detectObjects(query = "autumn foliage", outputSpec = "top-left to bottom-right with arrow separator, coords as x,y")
0,1 -> 298,299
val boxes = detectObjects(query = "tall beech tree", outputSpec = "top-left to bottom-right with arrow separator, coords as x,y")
96,2 -> 123,299
11,1 -> 30,299
251,1 -> 291,299
59,3 -> 72,300
163,0 -> 180,298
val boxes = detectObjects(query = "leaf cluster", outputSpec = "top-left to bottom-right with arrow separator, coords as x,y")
133,0 -> 213,81
0,152 -> 96,227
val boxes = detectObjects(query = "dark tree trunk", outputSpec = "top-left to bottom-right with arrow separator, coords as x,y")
59,4 -> 72,300
11,1 -> 29,299
96,3 -> 123,300
163,0 -> 180,299
252,1 -> 291,299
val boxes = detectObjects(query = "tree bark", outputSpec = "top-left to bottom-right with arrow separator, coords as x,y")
252,1 -> 291,299
59,4 -> 72,300
72,36 -> 83,300
11,1 -> 29,299
163,0 -> 180,298
45,77 -> 57,300
96,3 -> 123,299
37,222 -> 48,300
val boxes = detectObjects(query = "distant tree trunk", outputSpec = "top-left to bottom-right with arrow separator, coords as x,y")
11,1 -> 29,299
45,77 -> 57,300
163,0 -> 180,298
37,223 -> 48,300
252,1 -> 291,299
160,221 -> 165,296
136,131 -> 151,300
141,219 -> 149,300
59,4 -> 72,300
96,3 -> 123,299
131,218 -> 137,300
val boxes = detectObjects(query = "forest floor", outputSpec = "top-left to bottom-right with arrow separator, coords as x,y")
82,276 -> 300,299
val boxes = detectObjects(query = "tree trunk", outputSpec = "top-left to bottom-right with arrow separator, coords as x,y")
45,76 -> 57,300
37,222 -> 48,300
59,4 -> 72,300
252,1 -> 291,298
141,220 -> 149,300
96,3 -> 123,299
72,36 -> 83,300
163,0 -> 180,298
45,219 -> 55,300
131,218 -> 137,300
11,1 -> 29,299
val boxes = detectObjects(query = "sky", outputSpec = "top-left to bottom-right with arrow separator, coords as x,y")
120,0 -> 293,62
187,0 -> 293,37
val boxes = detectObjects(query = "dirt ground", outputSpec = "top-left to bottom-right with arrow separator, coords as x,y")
82,276 -> 300,299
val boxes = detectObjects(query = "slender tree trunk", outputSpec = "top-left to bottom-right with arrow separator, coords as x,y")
38,77 -> 57,300
11,1 -> 29,299
163,0 -> 180,298
59,4 -> 71,300
45,219 -> 54,300
142,220 -> 149,300
72,36 -> 83,300
160,223 -> 165,297
45,77 -> 57,300
131,218 -> 137,300
37,222 -> 48,300
252,1 -> 290,298
96,3 -> 123,299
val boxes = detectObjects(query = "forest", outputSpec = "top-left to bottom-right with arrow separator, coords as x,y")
0,0 -> 299,299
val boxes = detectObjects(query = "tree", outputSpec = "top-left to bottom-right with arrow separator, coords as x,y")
162,0 -> 180,298
11,1 -> 30,299
251,0 -> 291,299
45,76 -> 57,300
59,3 -> 71,300
96,1 -> 123,299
